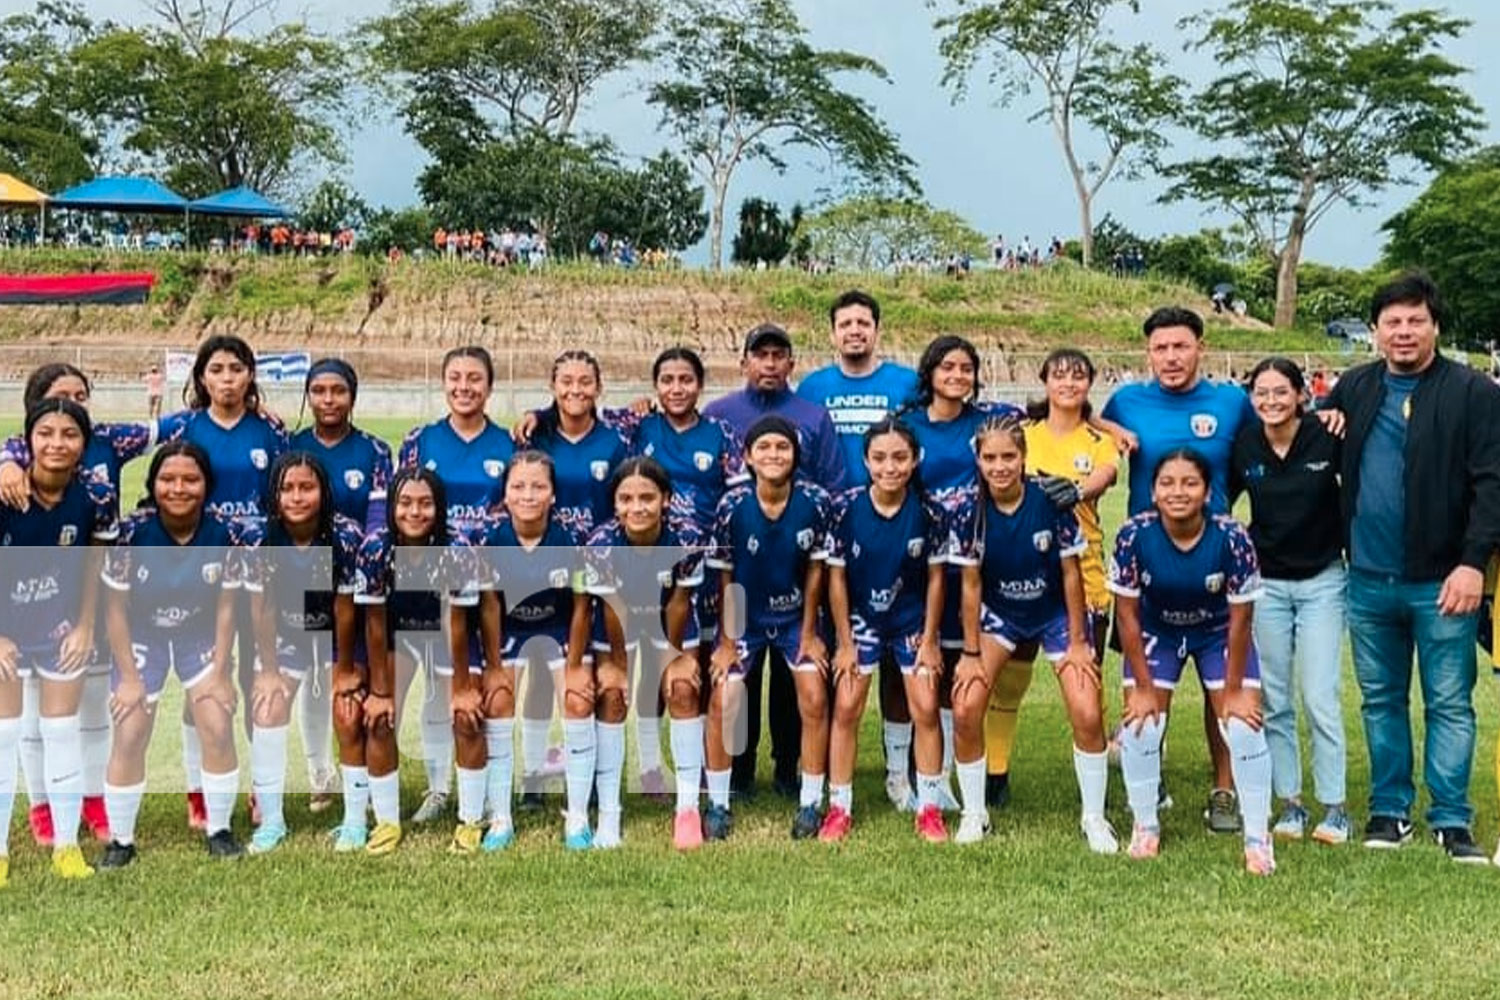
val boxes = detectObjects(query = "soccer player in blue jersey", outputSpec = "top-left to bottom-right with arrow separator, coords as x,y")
354,468 -> 470,856
1109,448 -> 1275,874
0,363 -> 155,849
0,399 -> 117,884
795,290 -> 919,487
948,417 -> 1115,852
398,346 -> 513,820
822,419 -> 946,843
706,417 -> 832,844
290,358 -> 393,813
98,442 -> 246,867
242,454 -> 363,855
896,336 -> 1023,811
157,335 -> 290,829
469,451 -> 583,851
568,458 -> 703,850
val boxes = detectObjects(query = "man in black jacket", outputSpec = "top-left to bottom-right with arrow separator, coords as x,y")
1325,272 -> 1500,863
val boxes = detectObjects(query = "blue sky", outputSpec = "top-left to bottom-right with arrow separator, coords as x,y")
74,0 -> 1500,268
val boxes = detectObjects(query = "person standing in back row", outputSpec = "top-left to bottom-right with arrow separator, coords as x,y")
1322,272 -> 1500,864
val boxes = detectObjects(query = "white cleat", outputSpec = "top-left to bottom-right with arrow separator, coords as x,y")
410,790 -> 449,825
884,774 -> 917,813
954,811 -> 992,845
593,810 -> 623,850
1081,814 -> 1120,855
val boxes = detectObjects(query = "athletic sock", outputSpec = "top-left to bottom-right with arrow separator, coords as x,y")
1073,745 -> 1109,819
421,676 -> 453,794
340,766 -> 370,831
79,672 -> 110,797
484,718 -> 515,827
19,678 -> 45,804
369,772 -> 401,826
1120,712 -> 1167,830
829,783 -> 853,814
182,721 -> 204,792
456,766 -> 486,825
955,757 -> 986,818
916,771 -> 945,811
251,724 -> 289,830
882,721 -> 912,778
563,718 -> 596,827
40,715 -> 83,848
0,717 -> 20,855
201,767 -> 239,836
669,716 -> 705,812
521,717 -> 550,781
636,711 -> 664,776
706,769 -> 732,810
105,781 -> 146,846
939,708 -> 956,779
594,721 -> 626,815
1223,716 -> 1273,841
799,772 -> 825,810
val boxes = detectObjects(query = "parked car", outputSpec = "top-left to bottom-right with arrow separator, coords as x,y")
1325,317 -> 1373,344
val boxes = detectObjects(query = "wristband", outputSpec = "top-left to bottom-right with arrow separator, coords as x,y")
962,648 -> 980,657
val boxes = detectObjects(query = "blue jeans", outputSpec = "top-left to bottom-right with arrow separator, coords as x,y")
1347,569 -> 1478,829
1253,563 -> 1347,806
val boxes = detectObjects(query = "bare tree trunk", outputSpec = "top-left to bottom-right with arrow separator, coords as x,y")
1078,188 -> 1094,269
1274,219 -> 1309,328
708,185 -> 726,272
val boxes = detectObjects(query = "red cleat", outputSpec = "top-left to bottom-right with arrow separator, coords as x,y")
82,795 -> 110,842
29,803 -> 55,848
914,803 -> 948,844
817,805 -> 853,843
186,790 -> 207,832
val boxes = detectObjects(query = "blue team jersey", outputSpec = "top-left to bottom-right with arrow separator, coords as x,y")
353,525 -> 469,636
1,421 -> 155,498
1107,512 -> 1263,635
476,513 -> 581,639
290,426 -> 393,530
103,509 -> 243,646
242,514 -> 363,641
902,401 -> 1024,511
582,516 -> 704,649
157,408 -> 289,523
610,409 -> 746,533
398,417 -> 514,532
796,362 -> 919,487
708,480 -> 831,635
0,475 -> 118,656
824,487 -> 945,636
950,481 -> 1086,634
531,419 -> 628,538
1101,379 -> 1256,516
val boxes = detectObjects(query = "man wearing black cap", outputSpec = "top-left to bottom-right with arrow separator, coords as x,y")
704,323 -> 846,797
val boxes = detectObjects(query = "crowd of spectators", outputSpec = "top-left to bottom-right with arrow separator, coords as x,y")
430,226 -> 549,268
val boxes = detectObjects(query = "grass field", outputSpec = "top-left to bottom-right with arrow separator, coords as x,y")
3,418 -> 1500,1000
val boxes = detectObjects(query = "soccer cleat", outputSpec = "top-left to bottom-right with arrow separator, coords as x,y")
308,767 -> 339,814
594,811 -> 623,850
702,804 -> 732,842
563,822 -> 595,852
1272,803 -> 1308,840
934,778 -> 962,814
449,822 -> 483,855
82,796 -> 110,842
481,820 -> 515,853
790,805 -> 822,841
331,824 -> 368,853
205,829 -> 245,859
641,768 -> 670,804
1244,836 -> 1277,876
1080,814 -> 1120,855
1312,807 -> 1351,846
366,822 -> 403,857
818,806 -> 853,843
673,809 -> 704,851
248,823 -> 288,856
186,791 -> 207,832
1204,789 -> 1242,834
51,845 -> 95,880
954,811 -> 992,845
1362,816 -> 1414,850
914,804 -> 947,844
885,774 -> 917,813
1128,824 -> 1161,860
99,840 -> 138,870
410,789 -> 449,825
1434,827 -> 1488,865
985,773 -> 1011,810
28,803 -> 55,847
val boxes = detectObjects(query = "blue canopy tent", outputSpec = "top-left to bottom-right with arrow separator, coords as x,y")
50,177 -> 190,249
188,186 -> 292,219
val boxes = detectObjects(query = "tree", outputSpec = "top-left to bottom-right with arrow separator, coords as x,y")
795,196 -> 987,272
0,2 -> 103,190
1383,147 -> 1500,344
360,0 -> 658,152
731,198 -> 795,267
647,0 -> 918,270
363,204 -> 436,254
299,179 -> 370,232
1162,0 -> 1483,328
932,0 -> 1182,268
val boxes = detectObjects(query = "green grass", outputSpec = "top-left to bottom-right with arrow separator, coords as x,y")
4,425 -> 1500,1000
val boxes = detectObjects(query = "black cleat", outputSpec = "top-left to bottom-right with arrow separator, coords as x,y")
702,803 -> 733,842
206,829 -> 245,859
985,773 -> 1011,809
791,805 -> 822,840
99,840 -> 138,870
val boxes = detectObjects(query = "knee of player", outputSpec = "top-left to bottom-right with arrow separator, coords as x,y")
563,686 -> 596,719
595,685 -> 628,722
666,677 -> 698,716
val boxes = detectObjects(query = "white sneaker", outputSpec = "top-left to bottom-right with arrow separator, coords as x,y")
594,809 -> 623,850
410,789 -> 449,824
884,773 -> 917,813
954,811 -> 991,845
934,776 -> 962,813
1080,814 -> 1120,855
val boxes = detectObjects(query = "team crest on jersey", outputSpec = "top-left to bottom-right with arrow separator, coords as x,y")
1190,414 -> 1218,438
424,459 -> 438,471
643,443 -> 656,457
796,528 -> 814,551
202,563 -> 222,585
58,525 -> 76,546
250,448 -> 268,470
590,460 -> 609,481
137,565 -> 150,583
549,568 -> 569,589
694,451 -> 714,472
1032,530 -> 1052,552
656,569 -> 674,588
483,459 -> 504,479
344,469 -> 365,490
1205,572 -> 1225,594
747,535 -> 760,555
851,541 -> 862,559
1073,455 -> 1093,474
906,537 -> 924,558
90,462 -> 110,482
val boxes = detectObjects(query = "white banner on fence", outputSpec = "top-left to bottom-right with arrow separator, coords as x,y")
256,351 -> 311,383
164,350 -> 194,382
